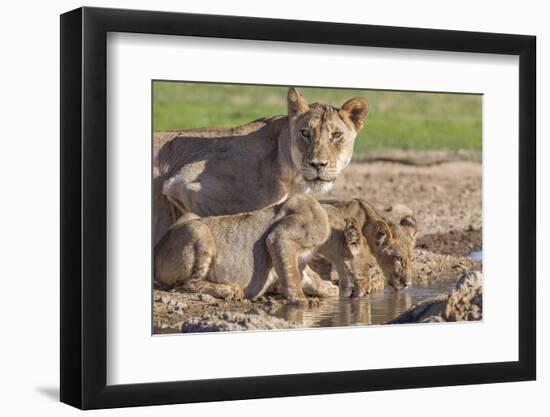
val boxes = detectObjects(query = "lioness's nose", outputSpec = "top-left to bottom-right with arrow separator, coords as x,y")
309,160 -> 328,170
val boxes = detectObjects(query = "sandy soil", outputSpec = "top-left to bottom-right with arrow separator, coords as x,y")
153,155 -> 483,333
325,159 -> 482,237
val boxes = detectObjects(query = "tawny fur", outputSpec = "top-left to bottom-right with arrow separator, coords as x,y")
313,199 -> 419,296
154,194 -> 332,304
153,87 -> 368,244
155,195 -> 417,303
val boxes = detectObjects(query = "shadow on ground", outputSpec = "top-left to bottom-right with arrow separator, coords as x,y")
36,386 -> 59,401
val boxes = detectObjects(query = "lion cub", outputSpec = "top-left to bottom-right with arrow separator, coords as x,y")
155,193 -> 379,303
155,194 -> 334,304
315,199 -> 418,296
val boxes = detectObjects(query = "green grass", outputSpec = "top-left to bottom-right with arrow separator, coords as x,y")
153,82 -> 482,154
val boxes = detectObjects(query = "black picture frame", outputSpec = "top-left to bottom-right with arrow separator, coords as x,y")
60,6 -> 536,410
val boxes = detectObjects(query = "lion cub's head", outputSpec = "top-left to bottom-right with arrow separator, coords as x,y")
364,208 -> 418,291
287,88 -> 369,193
341,213 -> 418,296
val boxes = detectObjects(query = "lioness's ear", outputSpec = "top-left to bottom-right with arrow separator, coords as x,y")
340,97 -> 369,131
400,215 -> 419,241
287,87 -> 309,118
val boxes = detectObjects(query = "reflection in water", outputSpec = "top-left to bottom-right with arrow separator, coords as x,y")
274,278 -> 456,328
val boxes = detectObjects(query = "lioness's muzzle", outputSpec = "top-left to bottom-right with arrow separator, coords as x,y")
309,159 -> 328,171
303,168 -> 337,182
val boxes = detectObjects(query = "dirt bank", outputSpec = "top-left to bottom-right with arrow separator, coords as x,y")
154,291 -> 300,333
323,159 -> 482,238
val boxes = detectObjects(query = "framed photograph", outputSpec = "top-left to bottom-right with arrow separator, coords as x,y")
60,6 -> 536,409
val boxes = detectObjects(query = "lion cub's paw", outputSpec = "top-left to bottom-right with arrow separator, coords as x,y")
307,297 -> 321,307
339,285 -> 353,298
230,286 -> 245,301
211,284 -> 245,301
286,294 -> 308,306
317,280 -> 339,298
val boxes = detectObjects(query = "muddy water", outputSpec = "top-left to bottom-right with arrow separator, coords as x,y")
273,249 -> 484,328
273,277 -> 457,328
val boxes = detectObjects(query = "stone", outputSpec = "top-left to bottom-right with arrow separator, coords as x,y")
199,293 -> 217,304
388,271 -> 483,324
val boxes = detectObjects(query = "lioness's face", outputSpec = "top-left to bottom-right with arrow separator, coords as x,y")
373,216 -> 418,290
287,88 -> 368,193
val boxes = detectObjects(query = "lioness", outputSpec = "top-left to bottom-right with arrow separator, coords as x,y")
314,199 -> 418,296
153,87 -> 368,244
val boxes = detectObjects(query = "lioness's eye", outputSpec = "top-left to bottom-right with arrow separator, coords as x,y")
301,129 -> 310,138
332,131 -> 343,140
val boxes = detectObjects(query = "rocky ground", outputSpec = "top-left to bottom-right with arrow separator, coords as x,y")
389,271 -> 483,323
153,152 -> 483,334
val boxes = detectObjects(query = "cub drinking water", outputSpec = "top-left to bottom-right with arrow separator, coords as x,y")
314,199 -> 418,297
155,195 -> 417,303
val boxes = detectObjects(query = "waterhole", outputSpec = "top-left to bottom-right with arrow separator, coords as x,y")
273,277 -> 458,327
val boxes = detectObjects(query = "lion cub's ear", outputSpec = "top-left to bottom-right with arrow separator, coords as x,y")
374,220 -> 393,250
344,217 -> 362,254
400,215 -> 419,241
287,87 -> 309,118
340,97 -> 369,131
